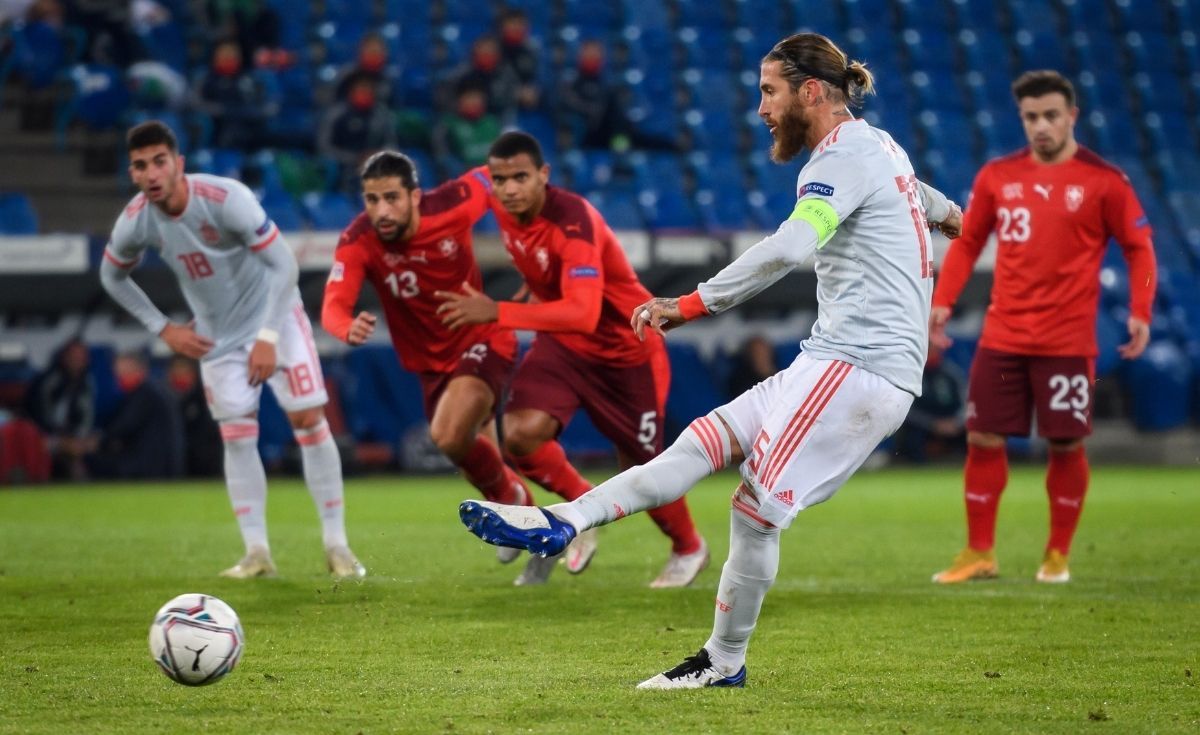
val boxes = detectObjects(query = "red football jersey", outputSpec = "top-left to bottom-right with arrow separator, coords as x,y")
321,171 -> 517,373
933,146 -> 1156,357
489,183 -> 662,366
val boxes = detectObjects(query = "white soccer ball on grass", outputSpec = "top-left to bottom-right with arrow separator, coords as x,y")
148,593 -> 244,686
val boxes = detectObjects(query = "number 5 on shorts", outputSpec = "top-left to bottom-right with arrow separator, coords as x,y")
637,411 -> 657,454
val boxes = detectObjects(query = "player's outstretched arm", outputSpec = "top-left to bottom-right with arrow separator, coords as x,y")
100,252 -> 213,358
695,216 -> 821,316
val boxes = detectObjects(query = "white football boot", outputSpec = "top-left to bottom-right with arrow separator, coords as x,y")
563,527 -> 599,574
326,545 -> 367,579
219,546 -> 277,579
649,539 -> 710,588
637,648 -> 747,689
513,550 -> 563,586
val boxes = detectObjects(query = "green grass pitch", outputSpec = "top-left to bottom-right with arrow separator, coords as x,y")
1,466 -> 1197,734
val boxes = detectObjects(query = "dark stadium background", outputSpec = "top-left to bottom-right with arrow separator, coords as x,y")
1,0 -> 1197,478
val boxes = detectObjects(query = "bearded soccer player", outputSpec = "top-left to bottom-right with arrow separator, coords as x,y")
321,152 -> 532,565
100,120 -> 364,579
457,33 -> 961,688
436,132 -> 708,588
930,71 -> 1156,585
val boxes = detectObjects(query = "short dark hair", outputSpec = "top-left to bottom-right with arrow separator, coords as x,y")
359,150 -> 419,189
126,120 -> 179,153
1011,70 -> 1076,107
487,131 -> 544,168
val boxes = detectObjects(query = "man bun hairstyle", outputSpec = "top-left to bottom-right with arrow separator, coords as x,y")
763,32 -> 876,108
360,150 -> 420,189
1011,70 -> 1076,107
487,130 -> 545,168
126,120 -> 179,153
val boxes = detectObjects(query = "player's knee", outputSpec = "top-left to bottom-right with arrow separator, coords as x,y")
219,417 -> 259,447
1048,438 -> 1084,453
429,422 -> 472,461
287,407 -> 324,431
502,415 -> 552,457
967,431 -> 1005,449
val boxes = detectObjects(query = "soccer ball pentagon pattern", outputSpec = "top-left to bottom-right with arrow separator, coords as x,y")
148,594 -> 244,686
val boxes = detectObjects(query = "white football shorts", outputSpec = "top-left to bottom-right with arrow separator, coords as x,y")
716,353 -> 914,529
200,303 -> 329,421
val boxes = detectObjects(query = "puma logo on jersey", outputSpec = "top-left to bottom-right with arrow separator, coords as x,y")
1033,183 -> 1053,200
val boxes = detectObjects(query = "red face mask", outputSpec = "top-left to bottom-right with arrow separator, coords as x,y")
474,48 -> 499,72
350,87 -> 376,111
169,374 -> 195,393
579,57 -> 603,76
459,97 -> 485,120
213,57 -> 241,76
359,48 -> 386,72
502,26 -> 526,46
117,373 -> 145,393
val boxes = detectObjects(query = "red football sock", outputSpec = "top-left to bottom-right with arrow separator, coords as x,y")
510,441 -> 591,501
1046,446 -> 1089,555
461,436 -> 529,505
964,443 -> 1008,551
648,498 -> 703,555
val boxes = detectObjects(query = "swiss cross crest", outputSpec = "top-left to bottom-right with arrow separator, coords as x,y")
382,252 -> 405,268
1001,183 -> 1023,200
535,247 -> 550,272
439,237 -> 459,258
199,222 -> 220,244
1065,185 -> 1085,212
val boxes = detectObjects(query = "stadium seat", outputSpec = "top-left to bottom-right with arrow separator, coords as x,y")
190,148 -> 245,180
733,1 -> 786,37
663,343 -> 726,441
1121,341 -> 1194,431
0,193 -> 38,234
585,188 -> 644,230
341,346 -> 426,447
301,192 -> 358,230
561,0 -> 622,31
260,191 -> 306,232
57,64 -> 130,137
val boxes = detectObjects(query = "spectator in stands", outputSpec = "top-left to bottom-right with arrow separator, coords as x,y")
556,40 -> 676,152
725,334 -> 777,399
432,87 -> 501,169
167,355 -> 222,477
893,344 -> 967,463
318,77 -> 396,192
322,33 -> 396,107
87,351 -> 183,479
194,38 -> 277,149
496,8 -> 540,111
440,35 -> 519,120
201,0 -> 282,70
64,0 -> 143,67
24,337 -> 94,480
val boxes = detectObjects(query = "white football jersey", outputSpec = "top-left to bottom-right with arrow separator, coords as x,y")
794,119 -> 934,395
105,174 -> 300,360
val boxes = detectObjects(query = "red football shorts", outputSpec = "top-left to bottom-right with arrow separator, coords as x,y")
966,347 -> 1095,439
417,335 -> 516,421
506,334 -> 670,464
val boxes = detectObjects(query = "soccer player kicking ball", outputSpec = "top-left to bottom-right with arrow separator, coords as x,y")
100,121 -> 364,579
930,71 -> 1156,585
436,132 -> 708,587
321,152 -> 533,567
459,32 -> 961,687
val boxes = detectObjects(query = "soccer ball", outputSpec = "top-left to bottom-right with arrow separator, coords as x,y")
148,593 -> 244,686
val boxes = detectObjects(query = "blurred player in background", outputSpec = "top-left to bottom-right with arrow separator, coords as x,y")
459,32 -> 962,689
436,132 -> 708,587
321,151 -> 533,566
99,120 -> 365,579
930,71 -> 1157,585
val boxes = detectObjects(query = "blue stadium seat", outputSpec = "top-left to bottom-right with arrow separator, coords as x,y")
1085,109 -> 1140,156
320,0 -> 376,24
1121,341 -> 1194,431
676,0 -> 730,28
341,346 -> 426,446
788,0 -> 842,34
515,111 -> 558,157
316,20 -> 371,66
1143,112 -> 1196,154
896,0 -> 953,33
58,64 -> 129,134
622,0 -> 669,30
734,0 -> 786,36
190,148 -> 245,180
663,343 -> 726,441
137,21 -> 189,74
562,149 -> 619,191
959,30 -> 1012,81
1013,29 -> 1072,74
562,0 -> 622,31
902,29 -> 957,75
1125,32 -> 1180,75
260,191 -> 306,232
0,193 -> 38,234
585,188 -> 644,230
952,0 -> 1001,29
678,27 -> 733,70
695,188 -> 752,232
301,192 -> 358,230
1110,0 -> 1171,35
910,69 -> 970,115
640,186 -> 701,231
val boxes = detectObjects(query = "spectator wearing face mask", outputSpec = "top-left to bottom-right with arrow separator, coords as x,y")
432,86 -> 501,171
322,33 -> 397,107
166,355 -> 223,477
496,8 -> 541,111
440,35 -> 519,121
194,38 -> 278,149
318,77 -> 397,191
87,351 -> 184,480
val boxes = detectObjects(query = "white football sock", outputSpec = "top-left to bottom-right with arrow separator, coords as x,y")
220,419 -> 269,552
547,413 -> 726,531
295,419 -> 348,548
704,508 -> 780,674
